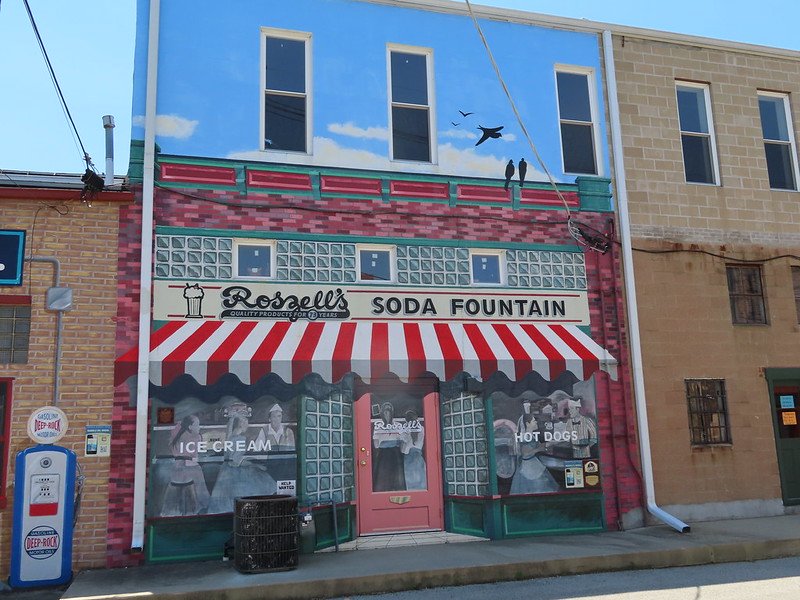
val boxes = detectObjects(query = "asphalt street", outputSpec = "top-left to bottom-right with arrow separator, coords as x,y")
334,556 -> 800,600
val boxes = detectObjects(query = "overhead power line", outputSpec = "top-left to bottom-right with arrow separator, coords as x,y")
22,0 -> 94,171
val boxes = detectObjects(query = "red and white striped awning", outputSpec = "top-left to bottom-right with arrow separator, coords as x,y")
115,320 -> 617,387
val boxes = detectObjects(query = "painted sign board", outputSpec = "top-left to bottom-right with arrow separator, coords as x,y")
0,229 -> 26,286
85,425 -> 111,457
779,395 -> 796,409
27,407 -> 68,445
153,281 -> 591,325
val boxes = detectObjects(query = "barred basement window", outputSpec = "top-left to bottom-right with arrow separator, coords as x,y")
726,265 -> 767,325
0,296 -> 32,364
685,379 -> 731,445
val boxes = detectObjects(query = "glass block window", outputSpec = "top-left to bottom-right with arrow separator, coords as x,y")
396,245 -> 470,286
302,393 -> 354,504
441,393 -> 489,497
0,297 -> 31,364
235,242 -> 273,278
758,92 -> 799,191
685,379 -> 731,445
155,235 -> 233,280
726,265 -> 767,325
506,250 -> 586,290
359,248 -> 393,282
676,82 -> 719,185
278,240 -> 357,283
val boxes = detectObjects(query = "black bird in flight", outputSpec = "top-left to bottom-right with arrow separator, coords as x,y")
451,121 -> 460,127
459,110 -> 474,117
518,158 -> 527,187
504,160 -> 515,191
475,125 -> 503,146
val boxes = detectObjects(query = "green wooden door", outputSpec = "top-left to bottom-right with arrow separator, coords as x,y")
769,379 -> 800,505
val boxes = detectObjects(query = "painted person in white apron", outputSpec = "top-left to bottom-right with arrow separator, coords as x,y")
510,401 -> 559,494
256,404 -> 296,451
565,398 -> 598,458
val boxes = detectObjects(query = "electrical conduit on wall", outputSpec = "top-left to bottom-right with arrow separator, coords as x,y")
601,29 -> 689,533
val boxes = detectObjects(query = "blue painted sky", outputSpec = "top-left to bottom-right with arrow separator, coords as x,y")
1,0 -> 797,175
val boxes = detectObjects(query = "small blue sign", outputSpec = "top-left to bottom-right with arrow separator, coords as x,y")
780,395 -> 796,409
0,230 -> 26,286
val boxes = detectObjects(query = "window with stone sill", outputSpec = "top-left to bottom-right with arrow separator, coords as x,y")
726,264 -> 767,325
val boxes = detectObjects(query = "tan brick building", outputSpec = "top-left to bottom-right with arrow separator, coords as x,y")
610,32 -> 800,520
0,172 -> 131,578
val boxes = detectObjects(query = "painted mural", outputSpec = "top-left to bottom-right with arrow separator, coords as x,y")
132,0 -> 608,182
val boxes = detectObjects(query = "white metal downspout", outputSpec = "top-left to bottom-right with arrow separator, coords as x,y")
132,0 -> 160,551
602,30 -> 690,533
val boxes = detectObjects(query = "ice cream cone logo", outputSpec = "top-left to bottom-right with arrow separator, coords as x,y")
183,283 -> 205,318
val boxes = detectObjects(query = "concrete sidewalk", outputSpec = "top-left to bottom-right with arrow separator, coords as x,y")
56,514 -> 800,600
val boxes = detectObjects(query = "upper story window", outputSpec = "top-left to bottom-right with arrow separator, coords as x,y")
726,264 -> 767,325
0,379 -> 11,508
235,241 -> 273,279
261,28 -> 311,153
676,82 -> 719,185
0,295 -> 31,364
358,247 -> 394,282
555,68 -> 599,175
758,92 -> 799,191
389,46 -> 434,163
471,252 -> 504,285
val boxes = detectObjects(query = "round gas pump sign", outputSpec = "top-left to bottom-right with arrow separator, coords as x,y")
27,407 -> 68,444
24,526 -> 60,560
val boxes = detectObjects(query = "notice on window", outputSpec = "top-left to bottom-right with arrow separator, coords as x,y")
779,395 -> 796,409
782,411 -> 797,426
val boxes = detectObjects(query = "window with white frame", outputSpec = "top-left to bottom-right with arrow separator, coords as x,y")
235,241 -> 274,279
261,29 -> 311,153
758,92 -> 799,191
470,252 -> 504,285
676,82 -> 719,185
555,68 -> 599,175
358,247 -> 394,282
389,46 -> 434,163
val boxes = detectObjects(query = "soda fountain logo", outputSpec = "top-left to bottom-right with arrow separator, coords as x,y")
183,283 -> 205,318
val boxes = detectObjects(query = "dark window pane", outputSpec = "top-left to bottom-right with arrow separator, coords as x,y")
265,94 -> 306,152
726,266 -> 767,324
237,245 -> 271,277
556,72 -> 592,122
792,266 -> 800,324
265,37 -> 305,93
759,96 -> 790,141
677,87 -> 709,134
472,255 -> 500,284
360,250 -> 391,281
685,379 -> 731,445
681,135 -> 715,183
392,106 -> 430,162
561,123 -> 597,174
764,142 -> 796,190
391,52 -> 428,105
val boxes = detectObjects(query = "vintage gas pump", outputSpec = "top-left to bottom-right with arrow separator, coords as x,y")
9,408 -> 76,588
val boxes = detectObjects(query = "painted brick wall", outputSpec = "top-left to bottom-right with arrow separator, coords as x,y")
108,178 -> 641,565
613,33 -> 800,511
0,197 -> 123,576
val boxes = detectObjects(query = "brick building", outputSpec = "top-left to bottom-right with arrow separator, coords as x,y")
609,32 -> 800,519
0,172 -> 132,577
109,0 -> 642,565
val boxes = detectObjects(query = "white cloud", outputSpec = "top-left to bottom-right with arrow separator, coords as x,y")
440,128 -> 478,140
227,137 -> 552,182
327,122 -> 389,141
132,114 -> 199,139
502,133 -> 518,142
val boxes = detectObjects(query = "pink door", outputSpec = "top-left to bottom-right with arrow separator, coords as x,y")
355,391 -> 443,534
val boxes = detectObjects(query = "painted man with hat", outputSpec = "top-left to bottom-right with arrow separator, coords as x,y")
256,403 -> 295,451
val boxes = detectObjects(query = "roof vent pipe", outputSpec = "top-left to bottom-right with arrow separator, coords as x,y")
102,115 -> 115,187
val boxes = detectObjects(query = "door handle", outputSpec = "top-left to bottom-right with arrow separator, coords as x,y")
359,460 -> 367,466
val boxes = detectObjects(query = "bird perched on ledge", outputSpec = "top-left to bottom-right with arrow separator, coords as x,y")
504,160 -> 515,190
